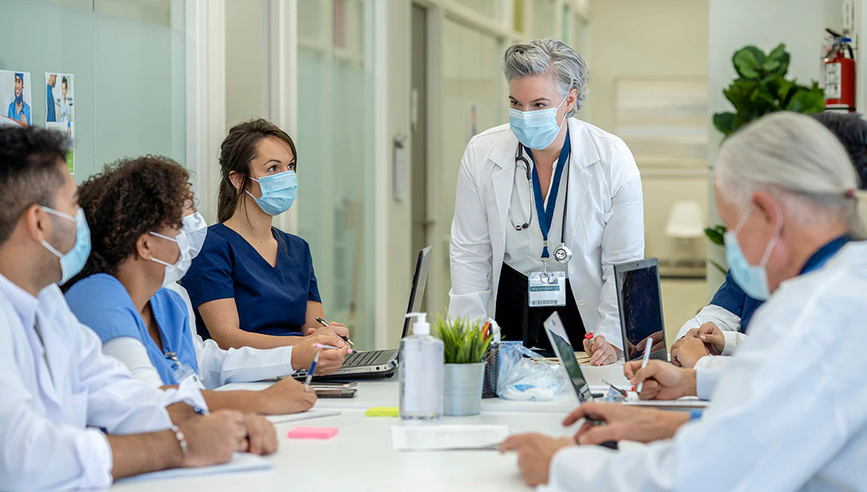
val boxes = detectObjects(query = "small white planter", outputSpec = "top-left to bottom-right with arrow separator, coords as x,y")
443,362 -> 486,416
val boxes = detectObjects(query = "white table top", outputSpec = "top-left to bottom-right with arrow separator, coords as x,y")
109,360 -> 634,490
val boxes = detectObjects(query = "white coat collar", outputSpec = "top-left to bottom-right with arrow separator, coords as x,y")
489,118 -> 602,170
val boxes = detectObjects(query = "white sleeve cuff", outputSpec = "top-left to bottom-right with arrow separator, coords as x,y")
695,368 -> 720,401
693,355 -> 714,370
161,378 -> 209,412
77,428 -> 114,489
721,331 -> 748,356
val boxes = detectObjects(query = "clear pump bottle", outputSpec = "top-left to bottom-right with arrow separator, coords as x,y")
399,312 -> 443,421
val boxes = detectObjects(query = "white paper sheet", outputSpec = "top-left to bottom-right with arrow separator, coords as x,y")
391,425 -> 509,451
115,452 -> 271,483
266,409 -> 341,424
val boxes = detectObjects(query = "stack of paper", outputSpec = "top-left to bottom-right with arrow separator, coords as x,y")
391,425 -> 509,451
116,453 -> 271,483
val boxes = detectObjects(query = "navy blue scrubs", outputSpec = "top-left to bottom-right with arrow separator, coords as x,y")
182,223 -> 321,339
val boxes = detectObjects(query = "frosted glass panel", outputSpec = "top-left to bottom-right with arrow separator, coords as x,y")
438,19 -> 504,307
453,0 -> 497,18
93,8 -> 185,167
296,0 -> 376,350
532,0 -> 556,38
0,0 -> 185,182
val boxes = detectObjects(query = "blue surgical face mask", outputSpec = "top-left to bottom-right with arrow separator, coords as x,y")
245,170 -> 297,216
509,95 -> 568,150
724,206 -> 781,301
40,207 -> 91,285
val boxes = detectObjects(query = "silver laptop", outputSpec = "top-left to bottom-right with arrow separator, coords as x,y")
543,312 -> 594,403
300,245 -> 432,380
614,258 -> 668,362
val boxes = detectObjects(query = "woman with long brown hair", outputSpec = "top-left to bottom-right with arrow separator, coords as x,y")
181,119 -> 348,373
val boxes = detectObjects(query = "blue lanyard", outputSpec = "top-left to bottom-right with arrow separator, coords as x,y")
526,128 -> 571,259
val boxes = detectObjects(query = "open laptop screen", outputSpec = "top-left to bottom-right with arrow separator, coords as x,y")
400,246 -> 432,338
543,313 -> 592,403
615,259 -> 666,361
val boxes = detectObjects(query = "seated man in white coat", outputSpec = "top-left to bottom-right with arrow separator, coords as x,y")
670,110 -> 867,371
500,112 -> 867,491
0,126 -> 276,490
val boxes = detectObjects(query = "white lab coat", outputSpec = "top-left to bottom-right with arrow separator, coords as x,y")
0,276 -> 172,491
542,241 -> 867,492
449,118 -> 644,347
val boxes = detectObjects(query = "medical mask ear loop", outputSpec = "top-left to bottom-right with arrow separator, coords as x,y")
733,203 -> 783,268
39,207 -> 76,258
148,231 -> 181,268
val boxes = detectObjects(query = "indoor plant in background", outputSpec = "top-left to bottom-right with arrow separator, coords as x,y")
434,315 -> 492,416
707,43 -> 824,270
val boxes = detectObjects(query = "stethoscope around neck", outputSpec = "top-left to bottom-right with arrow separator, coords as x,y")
508,143 -> 573,268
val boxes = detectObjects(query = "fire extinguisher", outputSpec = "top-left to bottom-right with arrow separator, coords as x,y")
824,29 -> 856,112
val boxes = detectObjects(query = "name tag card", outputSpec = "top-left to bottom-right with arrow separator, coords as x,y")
528,271 -> 566,307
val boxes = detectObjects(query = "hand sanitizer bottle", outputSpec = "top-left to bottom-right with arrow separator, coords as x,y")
399,312 -> 443,421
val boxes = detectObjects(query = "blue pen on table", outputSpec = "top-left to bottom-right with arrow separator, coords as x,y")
316,316 -> 355,347
635,337 -> 653,394
304,351 -> 320,392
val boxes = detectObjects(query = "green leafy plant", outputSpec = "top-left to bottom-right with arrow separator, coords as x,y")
706,44 -> 824,269
433,315 -> 492,364
713,43 -> 824,138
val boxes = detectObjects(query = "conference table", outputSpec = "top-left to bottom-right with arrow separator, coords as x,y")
110,359 -> 635,491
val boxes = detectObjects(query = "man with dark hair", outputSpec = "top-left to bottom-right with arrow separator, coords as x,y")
0,126 -> 275,490
670,110 -> 867,369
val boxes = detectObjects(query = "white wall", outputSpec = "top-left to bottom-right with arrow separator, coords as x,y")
587,0 -> 710,270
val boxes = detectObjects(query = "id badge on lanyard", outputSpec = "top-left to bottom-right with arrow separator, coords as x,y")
528,264 -> 567,307
166,352 -> 203,388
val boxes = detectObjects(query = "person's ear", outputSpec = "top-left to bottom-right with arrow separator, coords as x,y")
228,171 -> 245,192
23,205 -> 51,244
566,88 -> 578,114
752,191 -> 782,234
135,233 -> 154,261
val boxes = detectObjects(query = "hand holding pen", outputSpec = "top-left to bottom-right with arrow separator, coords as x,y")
314,316 -> 355,347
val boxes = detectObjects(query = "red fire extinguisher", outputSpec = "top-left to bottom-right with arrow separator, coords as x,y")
825,29 -> 856,112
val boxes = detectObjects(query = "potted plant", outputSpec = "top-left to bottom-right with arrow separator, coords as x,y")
433,315 -> 492,416
707,43 -> 825,265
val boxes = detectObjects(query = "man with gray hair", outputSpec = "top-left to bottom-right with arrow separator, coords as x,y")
501,112 -> 867,491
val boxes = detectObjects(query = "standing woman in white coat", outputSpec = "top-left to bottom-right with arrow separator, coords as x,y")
449,39 -> 644,366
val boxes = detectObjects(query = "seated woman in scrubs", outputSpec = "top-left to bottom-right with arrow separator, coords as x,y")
181,119 -> 350,365
64,156 -> 343,414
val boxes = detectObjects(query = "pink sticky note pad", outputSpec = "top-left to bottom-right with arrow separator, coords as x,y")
286,426 -> 339,440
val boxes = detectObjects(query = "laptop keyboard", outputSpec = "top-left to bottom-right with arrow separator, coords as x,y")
343,350 -> 394,368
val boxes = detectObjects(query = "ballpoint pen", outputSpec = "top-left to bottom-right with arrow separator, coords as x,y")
636,337 -> 653,394
313,343 -> 353,353
601,379 -> 628,398
316,316 -> 355,346
304,351 -> 320,392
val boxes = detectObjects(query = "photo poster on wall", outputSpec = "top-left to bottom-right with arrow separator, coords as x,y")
0,70 -> 33,128
45,72 -> 75,174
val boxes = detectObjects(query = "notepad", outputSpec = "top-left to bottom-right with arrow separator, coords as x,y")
623,398 -> 710,409
391,425 -> 509,451
116,452 -> 271,483
266,409 -> 341,424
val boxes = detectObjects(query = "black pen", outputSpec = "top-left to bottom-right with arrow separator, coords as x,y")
316,316 -> 354,346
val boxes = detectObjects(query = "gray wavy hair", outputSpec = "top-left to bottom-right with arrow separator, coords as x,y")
502,38 -> 589,117
716,111 -> 867,240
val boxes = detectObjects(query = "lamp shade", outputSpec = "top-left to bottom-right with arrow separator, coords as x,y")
665,200 -> 705,239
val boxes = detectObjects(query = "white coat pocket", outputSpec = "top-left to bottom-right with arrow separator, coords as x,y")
581,210 -> 613,250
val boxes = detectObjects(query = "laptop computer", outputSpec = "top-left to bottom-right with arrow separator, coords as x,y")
614,258 -> 668,362
543,312 -> 618,449
299,245 -> 432,381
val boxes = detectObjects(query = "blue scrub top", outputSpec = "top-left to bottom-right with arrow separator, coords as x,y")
66,274 -> 198,386
710,236 -> 849,333
6,100 -> 31,126
181,223 -> 321,339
